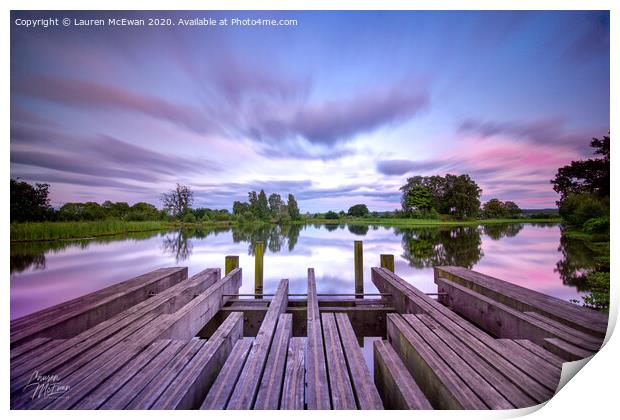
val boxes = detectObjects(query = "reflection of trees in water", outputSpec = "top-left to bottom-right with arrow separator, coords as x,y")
398,226 -> 483,269
11,230 -> 166,274
162,230 -> 193,262
348,224 -> 369,236
482,223 -> 524,240
231,223 -> 302,255
555,234 -> 598,292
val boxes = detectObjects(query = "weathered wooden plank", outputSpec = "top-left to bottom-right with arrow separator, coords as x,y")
387,313 -> 487,409
100,341 -> 187,409
544,337 -> 593,362
73,340 -> 172,409
11,267 -> 219,389
11,267 -> 188,347
126,340 -> 205,409
525,311 -> 603,346
322,313 -> 357,409
435,277 -> 600,353
497,339 -> 561,375
334,313 -> 383,409
144,268 -> 241,341
10,310 -> 159,404
201,338 -> 254,409
227,279 -> 289,409
150,313 -> 244,409
373,340 -> 432,410
280,337 -> 306,410
417,315 -> 536,408
254,313 -> 293,409
434,266 -> 608,338
514,339 -> 566,367
372,268 -> 555,403
44,343 -> 145,409
12,311 -> 161,409
306,268 -> 330,410
10,337 -> 52,361
404,314 -> 513,409
11,338 -> 62,370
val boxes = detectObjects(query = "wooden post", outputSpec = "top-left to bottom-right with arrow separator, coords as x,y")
354,240 -> 363,298
225,255 -> 239,275
380,254 -> 395,273
255,241 -> 264,298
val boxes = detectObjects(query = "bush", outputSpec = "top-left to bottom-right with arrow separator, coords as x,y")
559,193 -> 607,227
583,271 -> 610,311
182,213 -> 197,223
583,216 -> 610,234
325,211 -> 339,220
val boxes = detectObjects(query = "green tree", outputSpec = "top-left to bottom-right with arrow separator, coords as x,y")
257,190 -> 270,220
232,201 -> 250,216
102,201 -> 130,219
248,191 -> 259,215
482,198 -> 507,219
325,210 -> 339,219
287,194 -> 300,221
161,183 -> 194,218
551,135 -> 610,204
268,193 -> 284,217
403,186 -> 433,215
443,174 -> 481,218
10,178 -> 53,222
347,204 -> 369,217
503,201 -> 522,218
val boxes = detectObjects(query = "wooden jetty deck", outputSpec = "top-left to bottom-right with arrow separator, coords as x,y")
10,252 -> 607,410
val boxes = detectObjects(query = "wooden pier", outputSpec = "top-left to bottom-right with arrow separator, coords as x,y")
10,251 -> 607,410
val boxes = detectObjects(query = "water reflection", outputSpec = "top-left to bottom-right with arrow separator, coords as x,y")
399,226 -> 483,269
11,222 -> 596,319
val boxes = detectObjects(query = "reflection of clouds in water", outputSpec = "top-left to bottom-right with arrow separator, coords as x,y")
12,223 -> 588,320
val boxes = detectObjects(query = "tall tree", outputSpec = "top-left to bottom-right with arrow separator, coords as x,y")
402,186 -> 433,214
347,204 -> 370,217
268,193 -> 284,216
482,198 -> 507,219
10,179 -> 53,222
443,174 -> 481,218
161,183 -> 194,218
551,135 -> 610,204
257,189 -> 269,220
287,194 -> 300,221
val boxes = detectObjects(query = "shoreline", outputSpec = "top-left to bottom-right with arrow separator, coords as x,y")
10,218 -> 561,243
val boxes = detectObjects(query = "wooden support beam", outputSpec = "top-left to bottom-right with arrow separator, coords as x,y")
10,267 -> 188,347
227,279 -> 289,409
225,255 -> 239,275
372,267 -> 556,404
254,241 -> 264,298
380,254 -> 395,273
354,240 -> 363,298
306,268 -> 331,409
373,340 -> 432,410
434,266 -> 608,338
435,277 -> 599,356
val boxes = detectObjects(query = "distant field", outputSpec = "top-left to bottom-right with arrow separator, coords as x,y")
300,217 -> 561,226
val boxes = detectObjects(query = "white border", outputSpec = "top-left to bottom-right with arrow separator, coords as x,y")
2,2 -> 617,419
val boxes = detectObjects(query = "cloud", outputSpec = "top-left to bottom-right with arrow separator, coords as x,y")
11,126 -> 218,188
13,74 -> 215,134
376,159 -> 451,176
247,86 -> 429,146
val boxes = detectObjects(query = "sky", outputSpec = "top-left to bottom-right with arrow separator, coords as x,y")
10,10 -> 610,212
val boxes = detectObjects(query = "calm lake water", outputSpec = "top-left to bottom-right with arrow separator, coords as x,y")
10,222 -> 595,320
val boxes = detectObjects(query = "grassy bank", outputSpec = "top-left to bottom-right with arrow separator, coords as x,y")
10,220 -> 235,242
298,217 -> 561,226
10,217 -> 560,242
